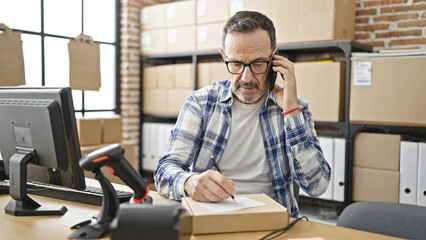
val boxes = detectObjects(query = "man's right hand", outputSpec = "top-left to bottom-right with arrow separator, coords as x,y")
184,170 -> 236,202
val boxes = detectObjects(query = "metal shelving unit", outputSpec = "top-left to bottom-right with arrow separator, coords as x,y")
139,39 -> 373,206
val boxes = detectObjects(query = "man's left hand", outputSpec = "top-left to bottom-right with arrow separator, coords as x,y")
271,55 -> 300,118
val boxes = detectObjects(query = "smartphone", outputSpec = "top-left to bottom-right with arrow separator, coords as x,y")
268,50 -> 279,91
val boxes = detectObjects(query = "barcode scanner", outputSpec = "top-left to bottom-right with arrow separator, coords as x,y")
79,144 -> 150,204
69,144 -> 152,239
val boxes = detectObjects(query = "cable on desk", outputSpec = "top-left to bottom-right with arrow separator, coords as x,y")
259,216 -> 309,240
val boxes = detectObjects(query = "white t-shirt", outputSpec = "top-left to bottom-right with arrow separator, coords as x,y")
220,94 -> 274,198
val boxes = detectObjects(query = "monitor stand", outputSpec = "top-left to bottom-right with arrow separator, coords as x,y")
5,147 -> 67,216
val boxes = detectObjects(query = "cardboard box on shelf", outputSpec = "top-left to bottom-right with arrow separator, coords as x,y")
211,62 -> 229,83
182,194 -> 288,234
140,4 -> 166,30
157,65 -> 175,89
197,22 -> 225,52
350,55 -> 426,126
166,26 -> 196,53
143,89 -> 168,114
279,61 -> 345,122
175,63 -> 194,89
353,167 -> 399,203
275,0 -> 355,44
354,133 -> 401,171
168,89 -> 193,115
101,116 -> 122,144
196,0 -> 229,24
140,29 -> 167,55
77,118 -> 102,146
142,66 -> 158,89
165,0 -> 196,28
229,0 -> 278,23
197,62 -> 211,89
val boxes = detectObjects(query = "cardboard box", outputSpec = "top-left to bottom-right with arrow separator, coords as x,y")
350,56 -> 426,126
77,118 -> 102,146
354,133 -> 401,171
197,22 -> 225,51
197,62 -> 211,89
278,61 -> 345,122
211,62 -> 229,83
182,194 -> 288,234
157,65 -> 175,89
196,0 -> 229,24
167,26 -> 196,53
175,63 -> 194,89
143,89 -> 168,114
353,167 -> 399,203
101,116 -> 122,144
165,0 -> 196,28
229,0 -> 278,23
142,66 -> 158,89
140,4 -> 166,30
275,0 -> 355,44
140,29 -> 167,55
168,89 -> 192,115
81,142 -> 138,185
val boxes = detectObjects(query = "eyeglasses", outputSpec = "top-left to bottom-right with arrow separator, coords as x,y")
224,52 -> 274,75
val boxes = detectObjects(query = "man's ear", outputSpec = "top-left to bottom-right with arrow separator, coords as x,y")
218,49 -> 226,61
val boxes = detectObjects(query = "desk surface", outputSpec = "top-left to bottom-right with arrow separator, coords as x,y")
0,179 -> 403,240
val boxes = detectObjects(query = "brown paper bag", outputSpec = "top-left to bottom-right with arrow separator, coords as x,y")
0,23 -> 26,86
68,33 -> 101,91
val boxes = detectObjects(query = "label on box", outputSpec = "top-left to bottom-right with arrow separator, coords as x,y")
166,4 -> 176,21
197,0 -> 207,16
141,32 -> 151,51
198,25 -> 208,43
230,0 -> 244,16
141,9 -> 148,24
168,28 -> 177,44
353,61 -> 372,86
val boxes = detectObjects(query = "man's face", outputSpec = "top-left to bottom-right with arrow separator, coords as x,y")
221,29 -> 273,104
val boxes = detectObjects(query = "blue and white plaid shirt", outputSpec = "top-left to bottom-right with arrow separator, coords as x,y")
154,80 -> 331,217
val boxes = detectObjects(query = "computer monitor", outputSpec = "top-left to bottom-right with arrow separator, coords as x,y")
0,87 -> 85,216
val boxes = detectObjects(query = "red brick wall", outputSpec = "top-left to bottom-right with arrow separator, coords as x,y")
355,0 -> 426,50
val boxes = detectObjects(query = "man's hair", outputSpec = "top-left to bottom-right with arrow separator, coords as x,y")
222,11 -> 276,50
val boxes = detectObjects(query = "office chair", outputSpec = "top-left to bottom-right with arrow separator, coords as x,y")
337,201 -> 426,240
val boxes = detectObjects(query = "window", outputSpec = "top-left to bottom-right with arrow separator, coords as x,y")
0,0 -> 120,116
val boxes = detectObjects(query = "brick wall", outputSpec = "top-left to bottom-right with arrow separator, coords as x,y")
120,0 -> 173,162
356,0 -> 426,50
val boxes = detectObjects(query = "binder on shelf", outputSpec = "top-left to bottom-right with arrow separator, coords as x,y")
142,123 -> 156,171
333,138 -> 346,202
418,142 -> 426,207
399,141 -> 418,205
318,137 -> 334,200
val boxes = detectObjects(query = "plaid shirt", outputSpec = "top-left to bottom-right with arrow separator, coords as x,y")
154,80 -> 330,217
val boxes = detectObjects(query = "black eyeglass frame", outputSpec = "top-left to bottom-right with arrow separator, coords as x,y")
224,52 -> 275,75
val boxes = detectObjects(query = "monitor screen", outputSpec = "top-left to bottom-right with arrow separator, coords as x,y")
0,87 -> 85,215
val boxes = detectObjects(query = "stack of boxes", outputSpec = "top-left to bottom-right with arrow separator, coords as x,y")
140,0 -> 356,55
143,63 -> 194,115
77,116 -> 138,185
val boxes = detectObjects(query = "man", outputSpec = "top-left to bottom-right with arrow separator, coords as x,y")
154,11 -> 330,217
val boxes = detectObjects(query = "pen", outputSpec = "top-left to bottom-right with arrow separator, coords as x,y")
211,155 -> 236,204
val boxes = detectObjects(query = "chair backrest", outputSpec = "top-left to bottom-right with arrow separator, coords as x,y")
337,201 -> 426,240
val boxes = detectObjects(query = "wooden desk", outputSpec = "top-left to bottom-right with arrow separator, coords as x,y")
0,180 -> 403,240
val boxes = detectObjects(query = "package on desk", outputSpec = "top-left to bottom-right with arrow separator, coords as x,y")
182,194 -> 289,235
